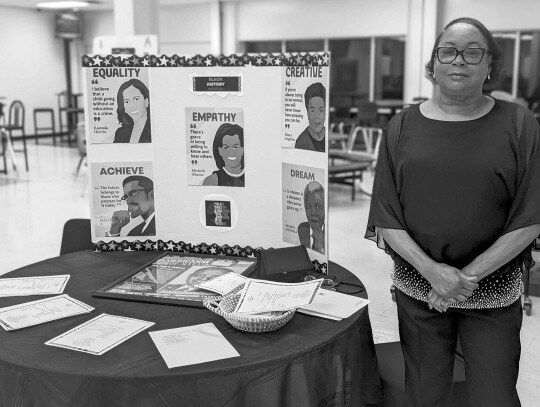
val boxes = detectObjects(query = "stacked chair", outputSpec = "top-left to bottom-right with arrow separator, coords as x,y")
0,100 -> 29,172
328,99 -> 385,200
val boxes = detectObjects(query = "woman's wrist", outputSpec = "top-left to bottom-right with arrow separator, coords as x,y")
415,258 -> 440,284
459,266 -> 484,281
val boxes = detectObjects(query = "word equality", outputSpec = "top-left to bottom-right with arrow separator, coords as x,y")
92,68 -> 141,79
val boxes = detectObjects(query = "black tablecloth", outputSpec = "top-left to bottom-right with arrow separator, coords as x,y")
0,251 -> 381,407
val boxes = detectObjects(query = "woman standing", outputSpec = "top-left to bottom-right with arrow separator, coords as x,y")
366,17 -> 540,407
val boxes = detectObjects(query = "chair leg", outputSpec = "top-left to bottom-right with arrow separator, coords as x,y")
22,130 -> 29,171
5,131 -> 18,171
352,172 -> 356,201
34,111 -> 39,145
52,113 -> 57,146
74,154 -> 86,180
1,131 -> 7,174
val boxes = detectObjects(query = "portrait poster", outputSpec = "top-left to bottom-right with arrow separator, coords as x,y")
198,194 -> 239,232
85,64 -> 151,144
282,65 -> 329,152
90,161 -> 155,238
282,163 -> 327,255
83,53 -> 330,266
94,252 -> 257,307
186,107 -> 244,187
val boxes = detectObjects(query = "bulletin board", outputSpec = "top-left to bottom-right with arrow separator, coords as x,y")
82,52 -> 330,267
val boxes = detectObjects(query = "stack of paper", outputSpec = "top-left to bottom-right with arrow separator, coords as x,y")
233,279 -> 322,314
192,272 -> 248,295
0,294 -> 94,331
298,289 -> 370,320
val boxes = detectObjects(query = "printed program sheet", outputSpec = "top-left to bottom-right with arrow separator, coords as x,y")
0,294 -> 93,331
234,279 -> 321,313
46,313 -> 155,355
149,323 -> 239,368
0,275 -> 70,297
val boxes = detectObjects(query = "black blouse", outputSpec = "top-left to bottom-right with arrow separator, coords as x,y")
365,100 -> 540,308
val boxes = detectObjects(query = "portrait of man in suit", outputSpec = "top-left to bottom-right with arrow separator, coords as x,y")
106,175 -> 156,237
297,181 -> 325,253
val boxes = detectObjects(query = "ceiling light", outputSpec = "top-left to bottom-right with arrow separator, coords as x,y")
37,1 -> 90,9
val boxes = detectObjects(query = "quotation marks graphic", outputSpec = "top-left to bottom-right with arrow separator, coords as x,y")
94,116 -> 101,122
190,124 -> 196,129
191,160 -> 198,165
285,124 -> 290,129
91,79 -> 99,84
285,80 -> 291,86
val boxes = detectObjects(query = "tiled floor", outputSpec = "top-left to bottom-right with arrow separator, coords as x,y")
1,141 -> 539,405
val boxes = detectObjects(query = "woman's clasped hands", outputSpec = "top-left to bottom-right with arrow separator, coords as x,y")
426,263 -> 479,312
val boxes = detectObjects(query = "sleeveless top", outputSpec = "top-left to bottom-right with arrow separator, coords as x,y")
214,168 -> 244,187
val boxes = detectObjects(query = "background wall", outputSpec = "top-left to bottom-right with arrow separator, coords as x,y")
439,0 -> 540,31
236,0 -> 409,41
158,3 -> 213,55
83,10 -> 115,53
4,0 -> 540,132
0,7 -> 66,131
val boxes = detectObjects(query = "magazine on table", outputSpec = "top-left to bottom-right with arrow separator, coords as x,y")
93,252 -> 257,308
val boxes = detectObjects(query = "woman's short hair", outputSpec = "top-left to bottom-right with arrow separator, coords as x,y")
303,181 -> 325,206
425,17 -> 502,90
116,79 -> 150,126
304,82 -> 326,110
212,123 -> 244,170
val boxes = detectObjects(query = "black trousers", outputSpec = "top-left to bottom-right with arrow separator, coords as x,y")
395,289 -> 522,407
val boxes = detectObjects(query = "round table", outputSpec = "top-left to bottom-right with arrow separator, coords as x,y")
0,251 -> 381,407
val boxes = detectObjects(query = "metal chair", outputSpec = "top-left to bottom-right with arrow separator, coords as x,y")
0,103 -> 7,174
522,236 -> 540,316
74,121 -> 87,180
33,108 -> 56,145
57,91 -> 83,146
355,100 -> 387,129
60,218 -> 92,255
1,100 -> 28,171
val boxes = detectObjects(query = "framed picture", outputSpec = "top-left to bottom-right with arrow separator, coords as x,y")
93,252 -> 257,308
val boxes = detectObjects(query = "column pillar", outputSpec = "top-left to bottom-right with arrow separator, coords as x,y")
403,0 -> 438,103
209,1 -> 222,54
221,1 -> 238,55
113,0 -> 159,35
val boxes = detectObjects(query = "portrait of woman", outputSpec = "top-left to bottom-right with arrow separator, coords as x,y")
113,78 -> 151,143
295,82 -> 326,152
203,123 -> 245,187
366,17 -> 540,407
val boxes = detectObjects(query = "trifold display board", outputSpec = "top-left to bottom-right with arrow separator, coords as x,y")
82,53 -> 330,266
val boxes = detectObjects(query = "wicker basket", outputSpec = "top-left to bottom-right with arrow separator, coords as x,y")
203,291 -> 296,333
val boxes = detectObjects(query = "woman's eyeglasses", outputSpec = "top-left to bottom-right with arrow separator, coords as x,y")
304,274 -> 365,294
436,47 -> 488,65
304,274 -> 337,291
121,189 -> 144,200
